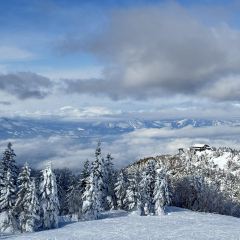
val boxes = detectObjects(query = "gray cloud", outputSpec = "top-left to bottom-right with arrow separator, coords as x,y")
0,72 -> 53,99
0,101 -> 11,105
60,4 -> 240,101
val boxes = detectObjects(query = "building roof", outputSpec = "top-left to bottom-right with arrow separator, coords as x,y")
192,144 -> 209,148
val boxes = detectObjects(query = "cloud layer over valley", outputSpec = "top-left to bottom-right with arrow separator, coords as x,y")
1,124 -> 239,170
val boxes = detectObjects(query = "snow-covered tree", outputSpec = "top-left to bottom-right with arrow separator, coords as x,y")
18,179 -> 40,232
125,171 -> 141,213
77,160 -> 91,219
39,164 -> 59,229
15,164 -> 40,232
154,168 -> 171,215
65,176 -> 80,219
80,160 -> 91,189
0,169 -> 18,233
0,170 -> 16,212
139,160 -> 156,215
103,153 -> 116,210
114,170 -> 128,210
0,143 -> 18,233
54,168 -> 74,215
15,163 -> 32,215
92,142 -> 105,210
0,142 -> 18,179
81,172 -> 101,220
0,143 -> 18,211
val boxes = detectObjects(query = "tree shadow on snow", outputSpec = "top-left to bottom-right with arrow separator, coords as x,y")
165,206 -> 190,214
0,233 -> 19,239
99,210 -> 129,220
58,220 -> 76,228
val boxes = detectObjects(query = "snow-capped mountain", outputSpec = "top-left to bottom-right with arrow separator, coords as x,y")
0,117 -> 239,139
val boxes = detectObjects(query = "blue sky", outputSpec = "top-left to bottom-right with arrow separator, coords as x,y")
1,0 -> 240,168
0,0 -> 240,120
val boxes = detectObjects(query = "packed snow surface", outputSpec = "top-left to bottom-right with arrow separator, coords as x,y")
2,207 -> 240,240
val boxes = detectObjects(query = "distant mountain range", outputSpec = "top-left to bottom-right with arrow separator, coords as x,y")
0,117 -> 240,139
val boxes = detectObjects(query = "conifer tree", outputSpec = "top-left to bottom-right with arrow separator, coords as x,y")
82,172 -> 101,220
15,163 -> 32,216
0,142 -> 18,178
92,142 -> 105,210
0,170 -> 18,232
80,160 -> 91,189
0,143 -> 18,233
114,170 -> 128,210
139,160 -> 156,215
18,179 -> 40,232
0,142 -> 18,211
154,168 -> 171,215
103,153 -> 116,209
125,171 -> 141,212
77,160 -> 91,219
66,176 -> 80,219
39,164 -> 59,229
54,168 -> 74,215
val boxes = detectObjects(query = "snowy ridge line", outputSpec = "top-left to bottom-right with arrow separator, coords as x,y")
1,117 -> 240,139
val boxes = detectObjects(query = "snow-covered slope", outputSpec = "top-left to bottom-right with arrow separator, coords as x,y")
3,207 -> 240,240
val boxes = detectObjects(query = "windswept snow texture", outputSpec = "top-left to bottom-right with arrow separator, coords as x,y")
3,207 -> 240,240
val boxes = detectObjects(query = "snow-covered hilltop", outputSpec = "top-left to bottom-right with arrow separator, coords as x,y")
127,145 -> 240,173
124,146 -> 240,216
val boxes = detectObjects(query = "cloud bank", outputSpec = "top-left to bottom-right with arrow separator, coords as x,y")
0,72 -> 53,99
60,4 -> 240,101
1,125 -> 240,170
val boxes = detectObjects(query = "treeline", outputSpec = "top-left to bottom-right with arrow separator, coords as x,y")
0,142 -> 171,233
0,143 -> 59,233
54,142 -> 171,219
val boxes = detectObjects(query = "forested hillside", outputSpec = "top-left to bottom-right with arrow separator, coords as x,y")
1,142 -> 240,235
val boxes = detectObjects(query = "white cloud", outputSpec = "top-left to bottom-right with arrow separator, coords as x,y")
1,125 -> 240,170
59,3 -> 240,102
0,46 -> 34,61
58,105 -> 119,119
129,125 -> 240,139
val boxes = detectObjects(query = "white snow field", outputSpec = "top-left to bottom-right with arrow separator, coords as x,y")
2,207 -> 240,240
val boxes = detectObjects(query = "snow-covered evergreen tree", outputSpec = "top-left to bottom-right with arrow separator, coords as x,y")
54,168 -> 74,215
15,164 -> 40,232
0,142 -> 18,179
15,163 -> 32,216
92,142 -> 105,210
0,170 -> 16,212
125,171 -> 141,213
0,143 -> 18,233
39,164 -> 59,229
18,178 -> 40,232
114,170 -> 128,210
77,160 -> 91,219
82,172 -> 101,220
103,153 -> 116,210
139,160 -> 156,215
0,142 -> 18,211
154,168 -> 171,215
80,160 -> 91,189
0,169 -> 18,233
66,176 -> 80,219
